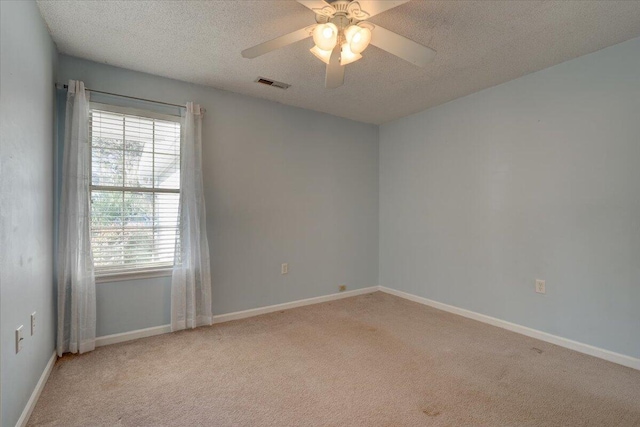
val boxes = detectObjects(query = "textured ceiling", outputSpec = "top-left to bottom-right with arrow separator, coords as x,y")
38,0 -> 640,124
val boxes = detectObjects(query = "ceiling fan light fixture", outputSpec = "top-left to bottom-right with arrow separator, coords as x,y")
340,43 -> 362,66
242,1 -> 435,90
310,45 -> 332,64
349,26 -> 371,54
313,23 -> 338,51
344,25 -> 359,43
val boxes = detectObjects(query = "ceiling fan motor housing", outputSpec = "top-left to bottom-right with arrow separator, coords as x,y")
314,1 -> 369,25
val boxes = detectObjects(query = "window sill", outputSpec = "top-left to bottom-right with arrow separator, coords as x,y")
95,268 -> 173,284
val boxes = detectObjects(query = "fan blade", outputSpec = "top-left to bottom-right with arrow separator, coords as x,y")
242,26 -> 314,59
296,0 -> 336,17
353,0 -> 409,18
370,25 -> 436,67
325,45 -> 344,89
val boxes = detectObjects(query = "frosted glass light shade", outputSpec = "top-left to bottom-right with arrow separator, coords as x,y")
340,43 -> 362,65
344,25 -> 359,43
344,25 -> 371,54
310,45 -> 332,64
313,23 -> 338,51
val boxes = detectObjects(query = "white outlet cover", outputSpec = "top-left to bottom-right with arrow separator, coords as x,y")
535,279 -> 546,294
31,312 -> 36,335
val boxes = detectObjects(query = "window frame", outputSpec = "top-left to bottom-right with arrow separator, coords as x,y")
89,102 -> 182,283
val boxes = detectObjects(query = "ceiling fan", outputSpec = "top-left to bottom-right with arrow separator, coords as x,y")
241,0 -> 436,89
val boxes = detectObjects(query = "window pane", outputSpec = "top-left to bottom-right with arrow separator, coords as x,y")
124,192 -> 153,226
91,190 -> 123,229
125,116 -> 154,152
123,229 -> 154,265
155,121 -> 180,156
89,107 -> 180,274
91,190 -> 124,268
124,149 -> 153,188
155,193 -> 179,264
92,147 -> 123,187
155,193 -> 179,228
155,154 -> 180,189
92,230 -> 124,268
91,110 -> 123,149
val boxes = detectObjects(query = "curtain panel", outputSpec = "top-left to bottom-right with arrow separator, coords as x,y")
57,80 -> 96,355
171,102 -> 213,330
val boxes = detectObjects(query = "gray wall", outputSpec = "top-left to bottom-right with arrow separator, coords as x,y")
57,56 -> 380,337
0,1 -> 58,426
379,37 -> 640,359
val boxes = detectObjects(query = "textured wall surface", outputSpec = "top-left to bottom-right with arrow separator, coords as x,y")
379,37 -> 640,359
0,1 -> 58,425
57,55 -> 379,337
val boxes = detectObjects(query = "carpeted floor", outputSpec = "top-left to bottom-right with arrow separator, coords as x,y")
29,292 -> 640,426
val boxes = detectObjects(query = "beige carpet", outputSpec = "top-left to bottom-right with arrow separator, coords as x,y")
29,292 -> 640,426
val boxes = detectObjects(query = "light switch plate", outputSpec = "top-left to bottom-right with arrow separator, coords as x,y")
281,263 -> 288,275
16,325 -> 24,353
31,312 -> 36,335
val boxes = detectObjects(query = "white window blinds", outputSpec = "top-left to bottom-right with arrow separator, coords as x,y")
89,104 -> 180,275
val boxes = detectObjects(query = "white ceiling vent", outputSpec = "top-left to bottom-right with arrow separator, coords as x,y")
255,77 -> 291,90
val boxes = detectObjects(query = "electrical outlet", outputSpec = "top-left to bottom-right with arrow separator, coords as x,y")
535,279 -> 546,294
339,285 -> 347,292
16,325 -> 24,353
281,263 -> 288,275
31,312 -> 36,335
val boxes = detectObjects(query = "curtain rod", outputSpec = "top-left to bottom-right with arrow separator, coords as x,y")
55,83 -> 204,112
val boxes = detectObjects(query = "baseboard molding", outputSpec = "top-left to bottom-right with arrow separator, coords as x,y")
212,286 -> 379,324
94,286 -> 379,347
22,286 -> 637,426
378,286 -> 640,371
16,351 -> 56,427
95,324 -> 172,347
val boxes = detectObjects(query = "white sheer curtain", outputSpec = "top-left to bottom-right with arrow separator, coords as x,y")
57,80 -> 96,356
171,102 -> 213,331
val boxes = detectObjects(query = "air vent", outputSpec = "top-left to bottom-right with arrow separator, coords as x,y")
255,77 -> 291,90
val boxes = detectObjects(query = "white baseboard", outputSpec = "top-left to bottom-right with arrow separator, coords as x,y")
22,285 -> 638,427
213,286 -> 379,324
94,286 -> 379,347
17,351 -> 56,427
378,286 -> 640,371
95,324 -> 172,347
92,285 -> 638,371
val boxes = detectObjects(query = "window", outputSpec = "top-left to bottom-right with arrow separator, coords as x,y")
89,103 -> 180,278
